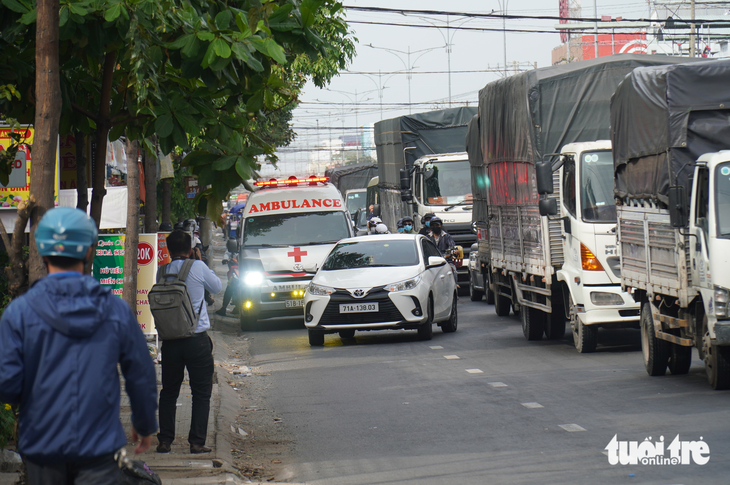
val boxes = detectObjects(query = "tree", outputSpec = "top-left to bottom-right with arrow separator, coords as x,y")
0,0 -> 356,228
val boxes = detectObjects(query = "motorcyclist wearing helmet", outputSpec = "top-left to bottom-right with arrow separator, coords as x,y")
419,212 -> 435,236
427,217 -> 456,257
374,223 -> 390,234
401,216 -> 416,234
396,218 -> 404,233
367,216 -> 383,235
0,208 -> 158,484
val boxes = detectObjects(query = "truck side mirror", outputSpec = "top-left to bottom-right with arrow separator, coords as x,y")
539,197 -> 558,217
399,168 -> 411,191
535,161 -> 554,195
373,204 -> 381,217
668,185 -> 687,228
401,189 -> 413,202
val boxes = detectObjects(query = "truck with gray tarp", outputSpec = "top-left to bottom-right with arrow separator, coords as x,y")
479,54 -> 690,350
611,58 -> 730,388
324,162 -> 377,217
373,107 -> 477,286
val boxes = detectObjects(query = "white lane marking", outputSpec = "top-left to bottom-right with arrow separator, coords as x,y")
521,402 -> 543,408
465,369 -> 484,374
429,346 -> 444,350
559,424 -> 587,432
444,355 -> 460,360
488,382 -> 508,387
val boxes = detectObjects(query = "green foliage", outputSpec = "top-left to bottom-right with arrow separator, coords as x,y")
0,402 -> 14,450
157,158 -> 196,224
0,0 -> 356,218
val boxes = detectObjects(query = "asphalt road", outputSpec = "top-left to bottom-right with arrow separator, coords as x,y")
242,297 -> 730,485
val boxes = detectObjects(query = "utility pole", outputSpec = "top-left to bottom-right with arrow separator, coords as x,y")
689,0 -> 696,57
593,0 -> 599,58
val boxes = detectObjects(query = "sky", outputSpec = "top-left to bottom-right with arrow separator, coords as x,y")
263,1 -> 661,177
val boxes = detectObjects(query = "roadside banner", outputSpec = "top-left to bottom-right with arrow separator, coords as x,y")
136,234 -> 158,335
157,232 -> 171,266
93,235 -> 125,298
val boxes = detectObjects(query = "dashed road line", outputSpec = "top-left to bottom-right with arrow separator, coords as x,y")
521,402 -> 543,409
429,345 -> 444,350
559,424 -> 587,432
444,355 -> 460,360
465,369 -> 484,374
488,382 -> 508,387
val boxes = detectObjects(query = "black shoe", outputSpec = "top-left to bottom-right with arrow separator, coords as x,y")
215,308 -> 227,316
190,444 -> 212,454
156,442 -> 171,453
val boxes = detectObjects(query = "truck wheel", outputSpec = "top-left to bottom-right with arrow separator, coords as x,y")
640,302 -> 668,376
469,272 -> 484,301
441,293 -> 458,333
494,289 -> 511,317
570,296 -> 597,353
703,325 -> 730,389
522,306 -> 545,341
667,343 -> 692,375
418,298 -> 434,341
308,329 -> 325,346
545,293 -> 566,340
486,282 -> 495,305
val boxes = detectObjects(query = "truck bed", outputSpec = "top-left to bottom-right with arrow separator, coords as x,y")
617,203 -> 694,305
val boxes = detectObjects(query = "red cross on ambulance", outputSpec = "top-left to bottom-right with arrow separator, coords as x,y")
287,247 -> 308,263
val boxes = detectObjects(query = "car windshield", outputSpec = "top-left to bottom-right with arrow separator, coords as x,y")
580,150 -> 617,222
243,211 -> 351,247
423,160 -> 472,205
322,240 -> 419,270
716,163 -> 730,236
346,191 -> 366,214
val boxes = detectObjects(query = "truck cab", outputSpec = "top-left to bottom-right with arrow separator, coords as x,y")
538,140 -> 640,352
235,176 -> 354,329
400,153 -> 476,286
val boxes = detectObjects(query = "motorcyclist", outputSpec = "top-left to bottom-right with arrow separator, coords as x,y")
428,217 -> 459,286
419,213 -> 435,236
367,216 -> 383,235
401,216 -> 417,234
374,223 -> 390,234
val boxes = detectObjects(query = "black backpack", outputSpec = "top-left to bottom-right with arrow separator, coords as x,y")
149,259 -> 202,340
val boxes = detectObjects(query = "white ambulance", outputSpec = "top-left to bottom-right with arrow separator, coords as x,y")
235,176 -> 354,329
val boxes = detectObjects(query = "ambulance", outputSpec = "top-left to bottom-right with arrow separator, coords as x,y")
235,176 -> 354,329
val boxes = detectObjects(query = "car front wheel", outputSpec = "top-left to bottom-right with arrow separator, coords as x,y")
417,297 -> 434,341
441,293 -> 458,333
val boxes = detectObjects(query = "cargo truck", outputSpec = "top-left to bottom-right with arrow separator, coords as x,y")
610,58 -> 730,389
478,54 -> 689,350
374,107 -> 477,287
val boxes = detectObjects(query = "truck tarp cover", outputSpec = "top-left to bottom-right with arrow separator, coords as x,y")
611,58 -> 730,204
374,107 -> 477,185
478,54 -> 692,166
324,163 -> 377,193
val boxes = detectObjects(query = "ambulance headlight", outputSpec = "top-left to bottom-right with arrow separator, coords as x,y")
243,271 -> 264,286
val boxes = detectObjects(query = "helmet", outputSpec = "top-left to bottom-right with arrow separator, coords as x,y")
402,216 -> 413,224
421,213 -> 435,225
396,218 -> 404,228
35,207 -> 98,259
375,223 -> 390,234
429,216 -> 443,226
367,217 -> 382,227
159,222 -> 173,232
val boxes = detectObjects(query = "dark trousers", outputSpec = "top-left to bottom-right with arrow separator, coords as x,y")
26,454 -> 119,485
221,280 -> 240,308
158,332 -> 214,446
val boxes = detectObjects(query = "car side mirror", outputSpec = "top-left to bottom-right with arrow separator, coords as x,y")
427,256 -> 447,268
539,197 -> 558,217
226,238 -> 238,253
535,161 -> 554,195
668,185 -> 687,228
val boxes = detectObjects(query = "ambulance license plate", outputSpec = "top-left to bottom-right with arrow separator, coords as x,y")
285,300 -> 304,308
339,303 -> 379,313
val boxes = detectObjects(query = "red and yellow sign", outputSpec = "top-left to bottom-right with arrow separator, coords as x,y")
0,125 -> 60,209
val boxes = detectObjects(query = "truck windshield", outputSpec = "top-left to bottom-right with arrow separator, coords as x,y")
322,240 -> 419,270
580,150 -> 616,223
346,191 -> 366,214
423,160 -> 472,205
243,211 -> 351,247
716,163 -> 730,237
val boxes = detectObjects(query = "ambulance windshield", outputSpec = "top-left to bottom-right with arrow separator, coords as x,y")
243,211 -> 351,247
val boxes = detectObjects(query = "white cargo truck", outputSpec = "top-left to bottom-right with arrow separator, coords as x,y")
611,58 -> 730,389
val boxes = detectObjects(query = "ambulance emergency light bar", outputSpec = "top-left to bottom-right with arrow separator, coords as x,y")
254,176 -> 329,187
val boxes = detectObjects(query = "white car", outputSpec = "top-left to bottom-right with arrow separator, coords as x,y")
303,234 -> 458,346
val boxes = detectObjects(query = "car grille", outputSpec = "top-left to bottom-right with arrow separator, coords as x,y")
320,287 -> 404,325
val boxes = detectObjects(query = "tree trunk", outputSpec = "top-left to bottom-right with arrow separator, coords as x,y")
29,0 -> 61,284
162,179 -> 171,228
75,131 -> 88,212
89,51 -> 117,227
122,138 -> 139,312
0,197 -> 36,297
144,147 -> 158,233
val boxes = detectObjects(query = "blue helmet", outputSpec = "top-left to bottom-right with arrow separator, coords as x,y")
35,207 -> 98,259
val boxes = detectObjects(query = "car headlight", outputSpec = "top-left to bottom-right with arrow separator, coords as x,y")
308,282 -> 335,296
243,271 -> 264,286
589,291 -> 624,306
385,275 -> 421,292
714,285 -> 730,318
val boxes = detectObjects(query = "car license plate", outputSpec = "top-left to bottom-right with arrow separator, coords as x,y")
285,300 -> 304,308
339,303 -> 379,313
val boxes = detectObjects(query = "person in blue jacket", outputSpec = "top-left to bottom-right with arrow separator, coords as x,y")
0,208 -> 158,485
